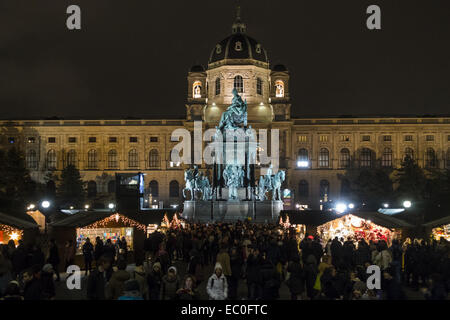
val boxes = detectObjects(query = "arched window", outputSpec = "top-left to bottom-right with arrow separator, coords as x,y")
149,149 -> 159,168
87,180 -> 97,198
215,78 -> 221,96
381,147 -> 393,167
234,75 -> 244,93
26,150 -> 37,169
257,78 -> 263,95
298,180 -> 309,199
67,149 -> 77,167
297,148 -> 309,167
275,80 -> 284,97
319,180 -> 330,199
360,148 -> 373,168
87,150 -> 98,169
404,148 -> 414,161
319,148 -> 330,168
169,180 -> 180,198
128,149 -> 139,168
425,148 -> 436,168
108,150 -> 118,168
446,148 -> 450,169
46,149 -> 57,169
339,148 -> 351,168
108,180 -> 116,194
193,81 -> 202,98
149,180 -> 159,197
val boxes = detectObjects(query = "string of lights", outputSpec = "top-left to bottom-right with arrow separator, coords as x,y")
81,213 -> 147,232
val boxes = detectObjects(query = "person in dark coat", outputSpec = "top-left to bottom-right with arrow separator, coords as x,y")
147,262 -> 163,300
286,254 -> 305,300
422,273 -> 448,300
47,239 -> 60,281
87,256 -> 112,300
229,247 -> 243,299
303,254 -> 318,300
176,275 -> 199,300
102,239 -> 116,263
382,268 -> 406,300
259,252 -> 280,300
22,265 -> 42,300
40,264 -> 56,300
246,247 -> 262,300
82,238 -> 94,276
330,238 -> 343,269
30,245 -> 45,270
94,237 -> 104,267
11,241 -> 27,279
311,237 -> 324,264
320,266 -> 340,300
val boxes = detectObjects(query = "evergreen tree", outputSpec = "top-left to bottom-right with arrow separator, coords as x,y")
392,156 -> 427,204
57,164 -> 85,207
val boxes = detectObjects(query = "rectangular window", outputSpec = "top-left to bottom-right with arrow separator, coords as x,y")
298,135 -> 307,143
362,135 -> 371,142
341,135 -> 350,142
89,137 -> 97,143
129,137 -> 138,143
426,135 -> 435,142
319,135 -> 328,142
150,137 -> 158,143
404,135 -> 413,142
383,135 -> 392,142
109,137 -> 117,143
27,137 -> 36,143
68,137 -> 77,143
48,137 -> 56,143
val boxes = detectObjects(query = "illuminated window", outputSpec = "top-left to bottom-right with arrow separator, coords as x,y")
67,150 -> 77,167
297,148 -> 309,168
360,148 -> 373,167
26,150 -> 38,169
381,147 -> 393,167
193,81 -> 202,98
108,150 -> 118,168
425,148 -> 436,168
340,148 -> 351,168
257,78 -> 263,95
275,80 -> 284,97
319,135 -> 328,142
47,150 -> 57,169
234,75 -> 244,93
128,149 -> 139,168
341,135 -> 350,142
319,148 -> 330,168
87,150 -> 98,169
215,78 -> 221,96
298,135 -> 307,142
149,149 -> 159,168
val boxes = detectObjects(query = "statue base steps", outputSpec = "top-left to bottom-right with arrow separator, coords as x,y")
182,200 -> 283,223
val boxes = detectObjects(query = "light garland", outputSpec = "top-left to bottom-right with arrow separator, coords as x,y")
81,213 -> 147,232
0,224 -> 23,243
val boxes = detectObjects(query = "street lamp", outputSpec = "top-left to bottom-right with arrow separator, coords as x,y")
84,204 -> 90,210
41,201 -> 50,209
383,203 -> 389,208
348,203 -> 355,209
403,200 -> 412,208
335,203 -> 347,214
108,203 -> 115,210
27,204 -> 36,210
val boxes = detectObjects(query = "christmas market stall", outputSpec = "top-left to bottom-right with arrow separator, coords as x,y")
317,212 -> 414,244
0,211 -> 39,246
423,215 -> 450,241
49,211 -> 148,266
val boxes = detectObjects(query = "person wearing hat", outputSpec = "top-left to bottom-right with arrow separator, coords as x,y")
118,279 -> 144,300
206,262 -> 228,300
161,266 -> 180,300
40,264 -> 56,300
147,261 -> 162,300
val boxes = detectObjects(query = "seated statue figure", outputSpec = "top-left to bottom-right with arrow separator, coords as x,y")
218,88 -> 247,131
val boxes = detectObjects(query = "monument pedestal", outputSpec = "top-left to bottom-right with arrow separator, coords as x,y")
182,200 -> 283,223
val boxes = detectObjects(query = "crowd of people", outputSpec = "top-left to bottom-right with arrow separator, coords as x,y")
0,221 -> 449,300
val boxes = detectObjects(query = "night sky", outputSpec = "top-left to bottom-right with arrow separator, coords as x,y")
0,0 -> 449,120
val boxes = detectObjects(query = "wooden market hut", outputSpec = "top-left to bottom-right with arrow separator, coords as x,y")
281,210 -> 414,242
0,211 -> 39,245
423,215 -> 450,241
49,211 -> 148,268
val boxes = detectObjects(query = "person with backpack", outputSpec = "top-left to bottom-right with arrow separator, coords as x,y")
206,262 -> 228,300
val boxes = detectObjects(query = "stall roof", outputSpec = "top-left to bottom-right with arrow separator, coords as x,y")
423,215 -> 450,228
50,210 -> 179,228
0,212 -> 39,230
281,210 -> 414,229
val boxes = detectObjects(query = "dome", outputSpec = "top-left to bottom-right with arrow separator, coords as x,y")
272,64 -> 288,72
208,6 -> 268,66
209,33 -> 268,64
190,65 -> 205,72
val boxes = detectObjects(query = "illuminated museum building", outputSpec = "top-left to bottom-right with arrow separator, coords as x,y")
1,12 -> 450,210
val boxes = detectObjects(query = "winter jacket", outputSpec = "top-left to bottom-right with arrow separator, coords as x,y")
161,275 -> 180,300
24,277 -> 42,300
87,269 -> 108,300
287,261 -> 305,295
106,270 -> 131,300
206,273 -> 228,300
133,267 -> 149,299
40,271 -> 56,299
374,250 -> 392,271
